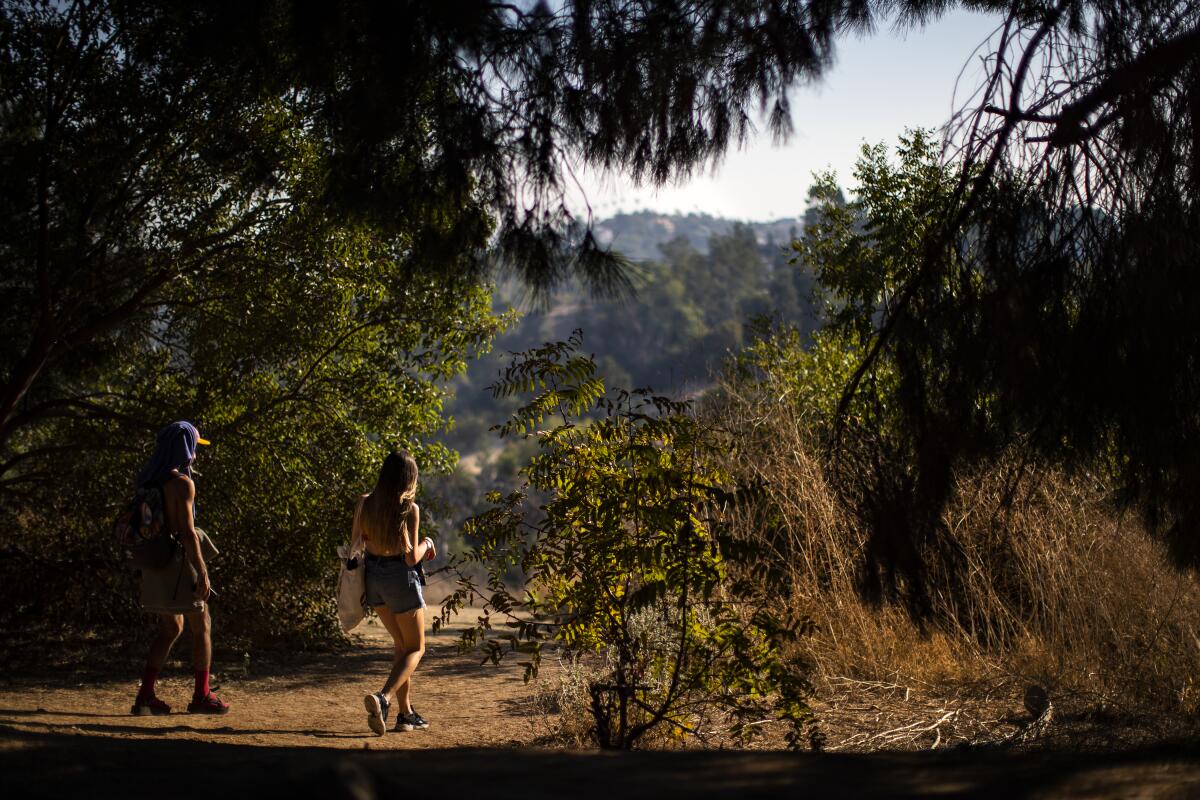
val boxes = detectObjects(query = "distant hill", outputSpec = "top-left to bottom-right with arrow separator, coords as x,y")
593,210 -> 807,263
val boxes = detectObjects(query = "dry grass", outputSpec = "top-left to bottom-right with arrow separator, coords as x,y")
713,383 -> 1200,728
519,380 -> 1200,752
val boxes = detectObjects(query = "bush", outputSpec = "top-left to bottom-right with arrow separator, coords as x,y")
713,325 -> 1200,711
441,331 -> 816,749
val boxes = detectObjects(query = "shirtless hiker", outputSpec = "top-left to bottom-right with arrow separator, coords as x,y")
130,421 -> 229,716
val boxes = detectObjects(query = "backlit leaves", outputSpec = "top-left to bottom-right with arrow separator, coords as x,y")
443,333 -> 815,749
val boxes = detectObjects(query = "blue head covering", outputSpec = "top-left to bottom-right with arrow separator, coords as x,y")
136,420 -> 201,488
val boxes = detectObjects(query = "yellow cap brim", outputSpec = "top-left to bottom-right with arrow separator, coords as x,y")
196,436 -> 211,446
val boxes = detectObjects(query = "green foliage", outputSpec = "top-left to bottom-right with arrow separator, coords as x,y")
915,2 -> 1200,563
725,132 -> 984,616
441,333 -> 815,749
722,136 -> 947,472
575,225 -> 811,388
0,2 -> 507,644
764,2 -> 1200,577
721,136 -> 951,445
442,220 -> 819,456
2,207 -> 507,642
578,222 -> 816,390
732,321 -> 898,434
798,131 -> 960,338
0,0 -> 926,298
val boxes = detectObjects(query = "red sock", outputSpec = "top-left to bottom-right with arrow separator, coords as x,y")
194,669 -> 210,700
139,665 -> 159,700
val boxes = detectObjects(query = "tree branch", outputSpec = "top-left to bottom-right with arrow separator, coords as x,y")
1049,25 -> 1200,147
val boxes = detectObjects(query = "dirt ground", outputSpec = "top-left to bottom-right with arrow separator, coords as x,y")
0,609 -> 538,751
3,610 -> 1200,799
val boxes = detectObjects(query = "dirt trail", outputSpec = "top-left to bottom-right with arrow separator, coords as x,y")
3,610 -> 1200,798
0,609 -> 535,750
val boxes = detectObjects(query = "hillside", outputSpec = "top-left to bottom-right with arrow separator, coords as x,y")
425,210 -> 822,536
441,211 -> 820,449
594,210 -> 810,262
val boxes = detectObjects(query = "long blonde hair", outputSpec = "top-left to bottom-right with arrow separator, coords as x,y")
361,451 -> 418,552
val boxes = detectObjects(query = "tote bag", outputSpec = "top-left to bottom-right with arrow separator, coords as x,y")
336,499 -> 367,632
336,543 -> 366,632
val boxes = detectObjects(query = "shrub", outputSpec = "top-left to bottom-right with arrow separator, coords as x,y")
713,324 -> 1200,710
441,331 -> 816,749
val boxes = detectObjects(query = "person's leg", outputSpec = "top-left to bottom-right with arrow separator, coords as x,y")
184,605 -> 228,713
364,605 -> 406,735
381,608 -> 425,713
138,614 -> 183,700
375,607 -> 413,706
185,605 -> 211,688
398,672 -> 413,717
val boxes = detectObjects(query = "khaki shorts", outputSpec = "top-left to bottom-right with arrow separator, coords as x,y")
139,528 -> 218,615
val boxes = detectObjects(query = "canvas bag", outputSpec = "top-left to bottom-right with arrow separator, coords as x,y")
336,499 -> 367,632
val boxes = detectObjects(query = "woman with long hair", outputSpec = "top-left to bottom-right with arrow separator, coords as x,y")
356,451 -> 436,735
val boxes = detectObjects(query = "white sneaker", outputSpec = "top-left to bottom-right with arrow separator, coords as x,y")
394,708 -> 428,732
363,692 -> 389,736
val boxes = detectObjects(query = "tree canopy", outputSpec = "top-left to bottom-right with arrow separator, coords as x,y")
3,0 -> 1198,637
0,0 -> 506,639
11,0 -> 1188,482
829,1 -> 1200,571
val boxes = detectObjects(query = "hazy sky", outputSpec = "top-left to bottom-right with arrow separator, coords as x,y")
574,9 -> 1003,222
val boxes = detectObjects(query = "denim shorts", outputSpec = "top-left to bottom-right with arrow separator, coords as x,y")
364,555 -> 425,613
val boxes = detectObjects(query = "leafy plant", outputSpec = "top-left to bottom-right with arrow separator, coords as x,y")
441,331 -> 816,749
0,3 -> 510,643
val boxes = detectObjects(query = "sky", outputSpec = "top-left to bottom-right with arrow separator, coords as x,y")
574,9 -> 1003,223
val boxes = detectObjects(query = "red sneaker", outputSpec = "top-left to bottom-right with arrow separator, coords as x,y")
131,695 -> 171,716
187,692 -> 230,715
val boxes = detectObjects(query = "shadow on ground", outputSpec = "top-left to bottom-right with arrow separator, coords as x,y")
3,724 -> 1200,800
0,629 -> 477,693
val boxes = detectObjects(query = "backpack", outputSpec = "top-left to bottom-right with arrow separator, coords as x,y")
113,482 -> 178,569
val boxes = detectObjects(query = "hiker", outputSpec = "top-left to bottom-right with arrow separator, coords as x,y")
356,451 -> 436,735
130,421 -> 229,716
